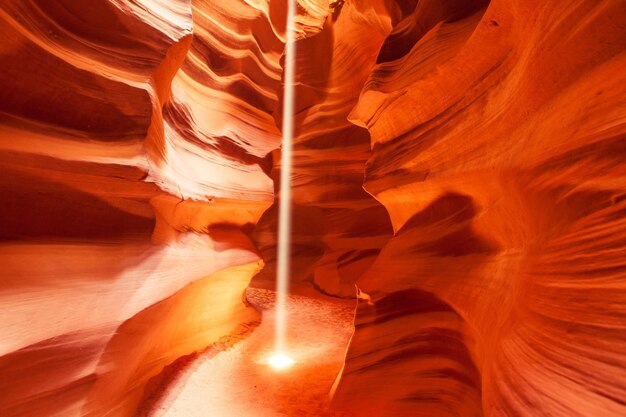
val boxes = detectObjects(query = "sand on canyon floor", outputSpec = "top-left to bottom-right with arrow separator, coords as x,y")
145,288 -> 356,417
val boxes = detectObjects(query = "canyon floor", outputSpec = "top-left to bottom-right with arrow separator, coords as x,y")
144,288 -> 356,417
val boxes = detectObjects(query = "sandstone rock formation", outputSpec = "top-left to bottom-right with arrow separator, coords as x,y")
1,0 -> 625,416
252,0 -> 394,298
0,0 -> 280,415
332,0 -> 626,416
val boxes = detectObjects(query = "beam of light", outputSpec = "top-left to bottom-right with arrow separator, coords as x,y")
273,0 -> 297,362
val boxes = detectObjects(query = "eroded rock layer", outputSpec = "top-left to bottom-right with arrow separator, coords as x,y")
333,0 -> 626,416
1,0 -> 625,416
0,0 -> 286,415
252,0 -> 394,298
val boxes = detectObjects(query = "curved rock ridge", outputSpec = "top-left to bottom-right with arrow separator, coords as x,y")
0,0 -> 295,416
1,0 -> 624,416
147,0 -> 288,242
253,0 -> 395,297
333,0 -> 626,416
148,0 -> 340,229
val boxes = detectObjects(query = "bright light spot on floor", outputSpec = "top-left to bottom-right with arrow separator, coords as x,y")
265,353 -> 295,370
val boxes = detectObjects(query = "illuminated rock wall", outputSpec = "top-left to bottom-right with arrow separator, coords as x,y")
1,0 -> 624,416
0,0 -> 283,415
333,0 -> 626,416
252,0 -> 394,298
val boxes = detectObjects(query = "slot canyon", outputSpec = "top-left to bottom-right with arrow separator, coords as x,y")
1,0 -> 625,416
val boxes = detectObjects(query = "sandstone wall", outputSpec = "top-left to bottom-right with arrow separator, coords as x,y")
0,1 -> 286,415
333,1 -> 626,416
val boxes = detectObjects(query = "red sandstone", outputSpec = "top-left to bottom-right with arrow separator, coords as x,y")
0,1 -> 624,416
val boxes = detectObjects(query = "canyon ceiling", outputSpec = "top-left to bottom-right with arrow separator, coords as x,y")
0,0 -> 625,416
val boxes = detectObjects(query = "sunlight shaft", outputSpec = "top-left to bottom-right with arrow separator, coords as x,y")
275,0 -> 297,356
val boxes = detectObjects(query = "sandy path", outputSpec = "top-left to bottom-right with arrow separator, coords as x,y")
147,288 -> 356,417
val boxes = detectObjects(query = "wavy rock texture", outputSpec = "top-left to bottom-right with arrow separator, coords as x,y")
0,0 -> 287,415
1,0 -> 625,416
252,0 -> 394,297
333,0 -> 626,416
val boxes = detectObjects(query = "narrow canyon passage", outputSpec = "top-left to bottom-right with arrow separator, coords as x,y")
0,1 -> 625,417
145,289 -> 355,417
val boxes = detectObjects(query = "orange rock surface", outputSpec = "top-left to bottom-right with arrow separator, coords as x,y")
1,0 -> 624,416
252,0 -> 393,298
0,0 -> 276,415
332,1 -> 626,416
